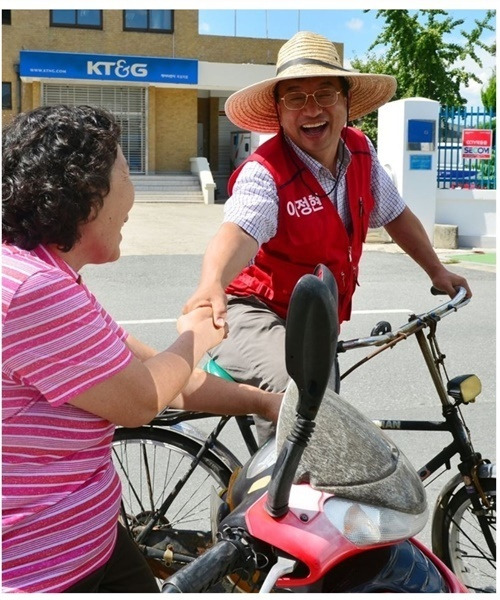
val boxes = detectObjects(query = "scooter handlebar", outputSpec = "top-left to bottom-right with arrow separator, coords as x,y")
162,537 -> 252,593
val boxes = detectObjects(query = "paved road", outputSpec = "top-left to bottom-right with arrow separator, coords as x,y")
82,202 -> 496,558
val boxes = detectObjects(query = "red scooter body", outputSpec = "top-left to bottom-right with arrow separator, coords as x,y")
245,484 -> 467,592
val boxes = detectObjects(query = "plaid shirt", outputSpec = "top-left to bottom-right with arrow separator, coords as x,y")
224,133 -> 405,246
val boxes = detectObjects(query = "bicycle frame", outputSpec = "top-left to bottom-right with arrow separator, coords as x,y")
413,326 -> 496,560
372,326 -> 479,484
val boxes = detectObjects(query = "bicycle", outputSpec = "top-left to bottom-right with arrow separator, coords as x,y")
111,286 -> 495,592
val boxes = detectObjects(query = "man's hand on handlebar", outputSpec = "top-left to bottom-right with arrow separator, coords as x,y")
430,267 -> 472,299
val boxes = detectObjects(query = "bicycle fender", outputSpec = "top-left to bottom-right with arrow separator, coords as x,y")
169,420 -> 243,473
431,473 -> 463,557
431,463 -> 496,555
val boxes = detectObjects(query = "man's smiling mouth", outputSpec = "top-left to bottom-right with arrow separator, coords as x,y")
301,121 -> 327,135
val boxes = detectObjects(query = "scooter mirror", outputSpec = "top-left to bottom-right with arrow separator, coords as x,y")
313,263 -> 339,307
285,265 -> 339,421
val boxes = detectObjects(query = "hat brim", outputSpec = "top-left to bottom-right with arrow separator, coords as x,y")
225,69 -> 397,133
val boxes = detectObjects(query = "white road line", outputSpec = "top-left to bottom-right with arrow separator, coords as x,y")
353,309 -> 412,315
117,309 -> 412,326
117,318 -> 177,325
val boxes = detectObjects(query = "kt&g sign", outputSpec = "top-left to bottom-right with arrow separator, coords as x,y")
20,50 -> 198,85
462,129 -> 493,160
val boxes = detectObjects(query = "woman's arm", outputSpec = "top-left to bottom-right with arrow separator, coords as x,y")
125,333 -> 157,361
170,367 -> 282,424
69,311 -> 282,427
68,307 -> 225,426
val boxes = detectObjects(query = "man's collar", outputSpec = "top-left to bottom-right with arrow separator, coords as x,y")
284,134 -> 351,177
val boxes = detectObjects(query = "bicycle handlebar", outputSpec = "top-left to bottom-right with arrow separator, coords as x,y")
338,286 -> 469,353
162,537 -> 253,593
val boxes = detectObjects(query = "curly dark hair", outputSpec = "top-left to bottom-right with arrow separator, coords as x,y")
2,104 -> 121,251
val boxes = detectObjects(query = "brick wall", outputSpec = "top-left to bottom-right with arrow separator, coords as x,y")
154,88 -> 198,172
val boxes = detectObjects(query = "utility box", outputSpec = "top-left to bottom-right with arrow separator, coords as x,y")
230,131 -> 275,171
230,132 -> 251,170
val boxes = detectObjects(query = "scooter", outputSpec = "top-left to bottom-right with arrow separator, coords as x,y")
162,266 -> 468,593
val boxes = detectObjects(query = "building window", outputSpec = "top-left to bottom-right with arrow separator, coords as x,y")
123,10 -> 173,33
2,10 -> 12,25
50,10 -> 102,29
2,82 -> 12,110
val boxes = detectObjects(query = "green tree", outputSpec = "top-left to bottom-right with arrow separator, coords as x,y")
349,10 -> 495,145
481,70 -> 496,111
349,53 -> 394,144
366,9 -> 495,106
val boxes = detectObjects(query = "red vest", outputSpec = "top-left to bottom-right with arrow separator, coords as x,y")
226,128 -> 374,323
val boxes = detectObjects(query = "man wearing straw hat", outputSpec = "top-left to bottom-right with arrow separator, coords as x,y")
184,31 -> 471,443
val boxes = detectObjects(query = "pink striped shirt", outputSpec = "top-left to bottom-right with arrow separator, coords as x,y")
2,244 -> 133,593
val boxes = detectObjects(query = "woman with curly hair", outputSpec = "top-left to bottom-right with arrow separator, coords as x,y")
2,105 -> 281,593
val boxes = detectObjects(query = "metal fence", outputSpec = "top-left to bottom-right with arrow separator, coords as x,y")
437,106 -> 496,189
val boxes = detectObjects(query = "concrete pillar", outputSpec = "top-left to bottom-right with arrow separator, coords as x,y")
378,98 -> 440,244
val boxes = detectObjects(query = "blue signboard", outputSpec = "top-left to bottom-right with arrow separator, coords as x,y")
410,154 -> 432,170
20,50 -> 198,84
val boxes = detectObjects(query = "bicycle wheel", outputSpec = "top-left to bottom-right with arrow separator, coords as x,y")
112,426 -> 234,578
439,478 -> 496,593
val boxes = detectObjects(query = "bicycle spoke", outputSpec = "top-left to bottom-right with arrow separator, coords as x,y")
450,512 -> 496,567
155,450 -> 183,508
113,445 -> 146,513
443,479 -> 496,592
167,490 -> 213,528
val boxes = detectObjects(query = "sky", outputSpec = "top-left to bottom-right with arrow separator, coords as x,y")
198,8 -> 496,108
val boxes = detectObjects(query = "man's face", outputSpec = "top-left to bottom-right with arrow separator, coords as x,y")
276,76 -> 348,168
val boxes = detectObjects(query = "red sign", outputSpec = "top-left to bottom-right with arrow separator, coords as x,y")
462,129 -> 493,160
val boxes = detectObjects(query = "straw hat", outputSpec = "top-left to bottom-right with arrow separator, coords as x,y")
225,31 -> 397,133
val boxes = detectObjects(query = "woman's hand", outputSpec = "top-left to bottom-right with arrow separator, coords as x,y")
177,306 -> 227,353
183,283 -> 228,328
